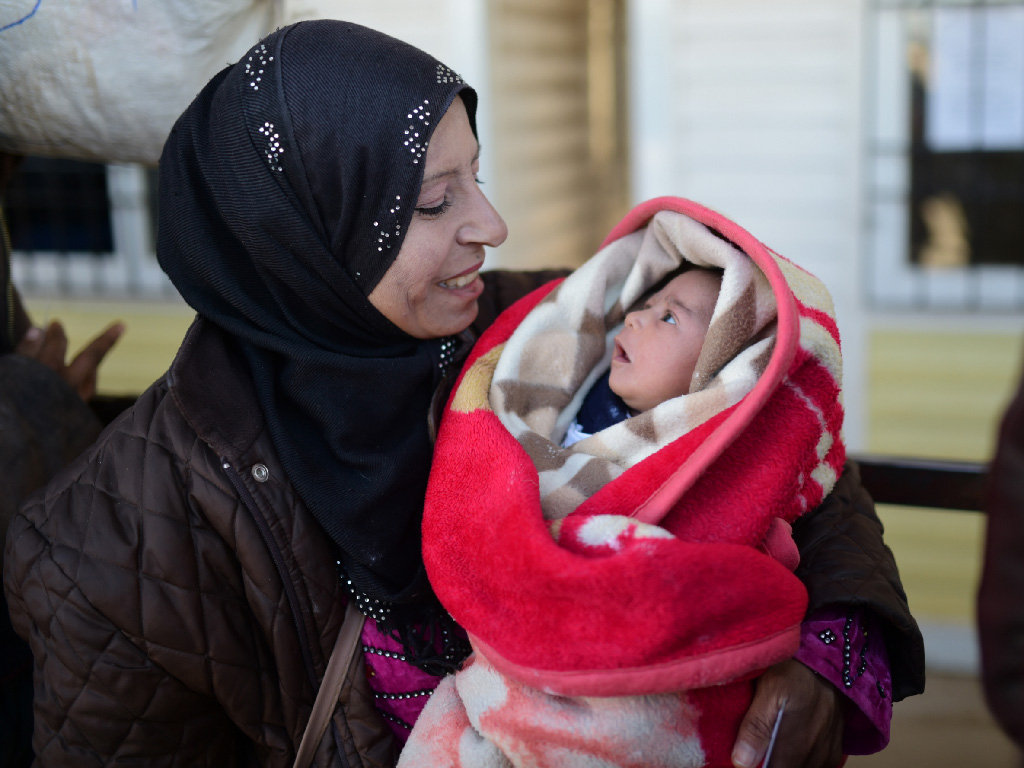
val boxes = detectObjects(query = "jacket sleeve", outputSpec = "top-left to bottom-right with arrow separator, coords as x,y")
3,399 -> 241,766
978,362 -> 1024,749
792,460 -> 925,702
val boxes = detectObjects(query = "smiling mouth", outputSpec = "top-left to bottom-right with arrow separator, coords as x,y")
439,269 -> 480,289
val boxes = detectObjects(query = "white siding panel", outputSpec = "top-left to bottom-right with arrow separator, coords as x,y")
283,0 -> 484,78
635,0 -> 861,272
630,0 -> 868,446
487,0 -> 595,269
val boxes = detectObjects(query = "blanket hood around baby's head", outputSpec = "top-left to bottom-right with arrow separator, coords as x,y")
423,197 -> 846,697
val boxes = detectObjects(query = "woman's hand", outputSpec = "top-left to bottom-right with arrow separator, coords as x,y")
16,319 -> 125,402
731,659 -> 844,768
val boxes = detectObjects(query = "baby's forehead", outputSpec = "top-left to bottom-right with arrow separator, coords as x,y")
651,269 -> 722,301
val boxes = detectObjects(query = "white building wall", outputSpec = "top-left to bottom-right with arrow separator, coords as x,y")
282,1 -> 489,85
629,0 -> 869,448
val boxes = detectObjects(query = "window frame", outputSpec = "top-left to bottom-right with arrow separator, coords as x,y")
864,0 -> 1024,312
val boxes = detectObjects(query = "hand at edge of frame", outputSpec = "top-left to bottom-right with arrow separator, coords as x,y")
17,319 -> 125,402
731,659 -> 845,768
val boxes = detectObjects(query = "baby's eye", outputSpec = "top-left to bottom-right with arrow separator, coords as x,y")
661,312 -> 677,325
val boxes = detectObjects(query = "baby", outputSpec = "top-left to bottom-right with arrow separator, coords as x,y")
563,267 -> 723,446
404,203 -> 847,768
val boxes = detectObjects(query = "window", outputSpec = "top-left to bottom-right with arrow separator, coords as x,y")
6,157 -> 114,254
4,159 -> 174,298
866,0 -> 1024,310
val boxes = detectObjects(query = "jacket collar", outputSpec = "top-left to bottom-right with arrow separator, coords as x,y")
168,316 -> 264,462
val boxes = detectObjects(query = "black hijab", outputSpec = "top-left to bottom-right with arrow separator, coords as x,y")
157,21 -> 478,632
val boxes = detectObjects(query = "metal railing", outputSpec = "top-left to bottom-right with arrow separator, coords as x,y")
853,453 -> 988,512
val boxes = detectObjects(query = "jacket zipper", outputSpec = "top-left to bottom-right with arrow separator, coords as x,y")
221,459 -> 353,768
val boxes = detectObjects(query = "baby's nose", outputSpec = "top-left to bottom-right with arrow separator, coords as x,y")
626,308 -> 649,329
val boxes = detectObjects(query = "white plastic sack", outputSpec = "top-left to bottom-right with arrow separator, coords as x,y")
0,0 -> 278,165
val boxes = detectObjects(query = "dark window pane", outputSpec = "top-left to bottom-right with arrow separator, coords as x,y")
905,4 -> 1024,269
4,157 -> 113,255
910,150 -> 1024,268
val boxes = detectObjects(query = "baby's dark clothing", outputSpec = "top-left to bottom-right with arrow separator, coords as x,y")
563,371 -> 630,446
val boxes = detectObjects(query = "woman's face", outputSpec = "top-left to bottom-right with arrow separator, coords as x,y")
368,97 -> 508,339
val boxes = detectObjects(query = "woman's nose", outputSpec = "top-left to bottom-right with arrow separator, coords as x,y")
460,187 -> 508,248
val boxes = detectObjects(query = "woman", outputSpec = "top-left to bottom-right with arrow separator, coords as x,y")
4,20 -> 922,768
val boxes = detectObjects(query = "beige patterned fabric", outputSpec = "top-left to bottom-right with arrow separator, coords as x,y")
489,210 -> 781,522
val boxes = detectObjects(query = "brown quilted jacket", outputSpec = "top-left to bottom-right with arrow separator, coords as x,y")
4,270 -> 924,766
6,316 -> 396,767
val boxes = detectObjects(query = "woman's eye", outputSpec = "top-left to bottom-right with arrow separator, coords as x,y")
661,312 -> 677,325
415,199 -> 452,218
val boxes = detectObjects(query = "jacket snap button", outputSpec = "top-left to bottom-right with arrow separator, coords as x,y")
251,463 -> 270,483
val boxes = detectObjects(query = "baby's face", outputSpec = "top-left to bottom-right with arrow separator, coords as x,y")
608,269 -> 721,412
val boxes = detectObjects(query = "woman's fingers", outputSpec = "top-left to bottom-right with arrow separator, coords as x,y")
732,659 -> 844,768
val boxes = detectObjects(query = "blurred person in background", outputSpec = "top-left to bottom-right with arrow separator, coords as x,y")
978,354 -> 1024,761
0,150 -> 123,767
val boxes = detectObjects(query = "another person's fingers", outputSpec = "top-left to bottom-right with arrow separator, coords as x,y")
67,322 -> 125,373
65,321 -> 125,401
34,320 -> 70,373
14,325 -> 44,358
732,659 -> 844,768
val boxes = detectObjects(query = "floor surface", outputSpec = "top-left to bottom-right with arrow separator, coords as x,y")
847,671 -> 1020,768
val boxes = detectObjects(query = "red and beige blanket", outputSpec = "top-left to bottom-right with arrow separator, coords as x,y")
400,198 -> 845,767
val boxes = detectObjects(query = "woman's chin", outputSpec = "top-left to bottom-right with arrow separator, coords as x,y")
442,278 -> 483,320
424,288 -> 481,338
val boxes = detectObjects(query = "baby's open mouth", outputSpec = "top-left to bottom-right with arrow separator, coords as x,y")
613,339 -> 630,363
439,269 -> 480,289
